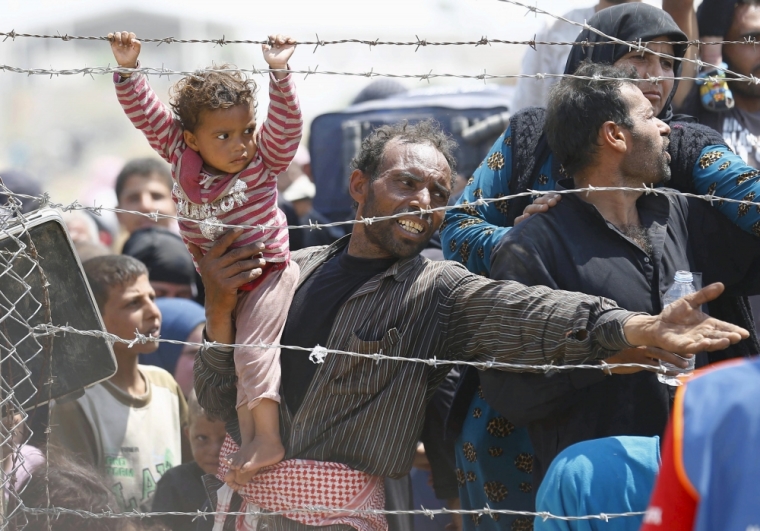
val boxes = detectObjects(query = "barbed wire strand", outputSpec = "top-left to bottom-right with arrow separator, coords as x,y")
7,183 -> 759,235
29,323 -> 674,375
0,0 -> 753,86
0,63 -> 755,85
1,30 -> 757,49
0,183 -> 751,373
0,0 -> 752,89
22,505 -> 645,522
0,1 -> 752,80
0,0 -> 756,84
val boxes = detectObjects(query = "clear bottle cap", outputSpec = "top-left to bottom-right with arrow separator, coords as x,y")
674,270 -> 694,283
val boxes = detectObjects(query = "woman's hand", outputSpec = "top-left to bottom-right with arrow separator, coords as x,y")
513,193 -> 561,225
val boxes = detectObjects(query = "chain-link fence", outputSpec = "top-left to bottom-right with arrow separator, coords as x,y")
0,186 -> 49,530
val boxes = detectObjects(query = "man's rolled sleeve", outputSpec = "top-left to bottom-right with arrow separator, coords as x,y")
591,308 -> 640,352
193,329 -> 238,422
199,338 -> 236,375
558,307 -> 634,364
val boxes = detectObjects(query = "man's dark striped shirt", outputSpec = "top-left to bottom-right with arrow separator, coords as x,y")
194,236 -> 634,529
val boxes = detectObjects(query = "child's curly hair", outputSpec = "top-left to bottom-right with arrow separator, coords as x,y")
169,64 -> 257,131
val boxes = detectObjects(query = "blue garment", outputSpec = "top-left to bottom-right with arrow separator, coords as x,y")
455,389 -> 535,531
688,144 -> 760,236
440,127 -> 557,274
139,297 -> 205,374
681,358 -> 760,531
535,436 -> 660,531
411,468 -> 452,531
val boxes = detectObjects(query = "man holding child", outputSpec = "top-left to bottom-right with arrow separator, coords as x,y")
193,119 -> 748,530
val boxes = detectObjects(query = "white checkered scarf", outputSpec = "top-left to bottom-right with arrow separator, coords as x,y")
213,434 -> 387,531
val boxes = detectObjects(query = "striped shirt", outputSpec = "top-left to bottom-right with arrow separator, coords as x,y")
195,238 -> 634,495
114,72 -> 302,263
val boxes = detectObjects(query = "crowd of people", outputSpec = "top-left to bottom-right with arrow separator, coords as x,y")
2,0 -> 760,530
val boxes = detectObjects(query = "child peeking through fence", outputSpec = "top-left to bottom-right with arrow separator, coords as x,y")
109,31 -> 302,489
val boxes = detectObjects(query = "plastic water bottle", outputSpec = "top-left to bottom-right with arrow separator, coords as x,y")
657,271 -> 697,386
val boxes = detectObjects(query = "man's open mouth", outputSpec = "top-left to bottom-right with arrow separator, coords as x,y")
398,219 -> 424,234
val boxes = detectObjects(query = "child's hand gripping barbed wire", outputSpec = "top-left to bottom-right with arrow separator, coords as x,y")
108,31 -> 141,76
262,34 -> 297,80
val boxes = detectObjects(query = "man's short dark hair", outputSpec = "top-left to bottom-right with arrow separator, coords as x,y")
114,158 -> 172,202
83,255 -> 148,312
545,62 -> 638,176
351,119 -> 458,184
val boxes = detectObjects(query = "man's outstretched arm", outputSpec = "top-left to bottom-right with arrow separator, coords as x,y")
445,272 -> 748,365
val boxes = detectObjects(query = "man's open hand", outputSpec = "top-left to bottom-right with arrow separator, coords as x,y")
623,282 -> 749,354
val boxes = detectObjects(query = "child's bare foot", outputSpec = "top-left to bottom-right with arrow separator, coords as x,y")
224,434 -> 285,489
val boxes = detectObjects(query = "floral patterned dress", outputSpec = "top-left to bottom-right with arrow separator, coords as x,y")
455,387 -> 535,531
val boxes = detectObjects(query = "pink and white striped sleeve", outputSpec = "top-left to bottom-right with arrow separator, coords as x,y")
258,73 -> 303,175
114,73 -> 184,163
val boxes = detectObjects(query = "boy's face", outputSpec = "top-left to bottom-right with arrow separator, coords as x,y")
101,274 -> 161,356
186,414 -> 227,475
183,104 -> 257,175
116,173 -> 176,234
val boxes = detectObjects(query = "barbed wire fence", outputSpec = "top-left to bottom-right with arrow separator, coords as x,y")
0,179 -> 754,527
0,0 -> 754,527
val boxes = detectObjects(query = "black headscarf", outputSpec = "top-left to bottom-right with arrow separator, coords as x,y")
563,3 -> 688,123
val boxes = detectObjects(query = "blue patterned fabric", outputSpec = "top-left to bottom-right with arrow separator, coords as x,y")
455,389 -> 535,531
690,144 -> 760,237
440,128 -> 558,274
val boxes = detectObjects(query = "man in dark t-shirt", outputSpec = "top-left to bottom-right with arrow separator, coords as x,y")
483,62 -> 760,488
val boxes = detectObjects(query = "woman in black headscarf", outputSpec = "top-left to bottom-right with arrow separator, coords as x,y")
440,4 -> 760,530
563,3 -> 687,123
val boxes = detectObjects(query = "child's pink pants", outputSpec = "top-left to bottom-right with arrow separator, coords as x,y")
233,260 -> 300,410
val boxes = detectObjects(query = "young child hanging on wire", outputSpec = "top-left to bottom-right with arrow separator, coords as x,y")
109,31 -> 301,489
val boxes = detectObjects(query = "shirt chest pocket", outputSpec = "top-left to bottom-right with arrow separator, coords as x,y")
330,328 -> 403,396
